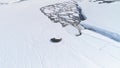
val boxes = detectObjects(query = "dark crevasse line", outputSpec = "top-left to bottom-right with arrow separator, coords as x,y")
81,23 -> 120,42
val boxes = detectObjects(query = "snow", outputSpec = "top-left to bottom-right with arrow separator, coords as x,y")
81,22 -> 120,42
0,0 -> 120,68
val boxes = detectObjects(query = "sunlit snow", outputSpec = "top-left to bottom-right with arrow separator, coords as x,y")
0,0 -> 120,68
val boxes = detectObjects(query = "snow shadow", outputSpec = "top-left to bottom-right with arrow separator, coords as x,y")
81,23 -> 120,42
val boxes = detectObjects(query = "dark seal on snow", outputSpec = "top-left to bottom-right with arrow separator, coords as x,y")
50,38 -> 62,43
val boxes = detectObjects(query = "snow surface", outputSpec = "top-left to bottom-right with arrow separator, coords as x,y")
0,0 -> 120,68
81,22 -> 120,42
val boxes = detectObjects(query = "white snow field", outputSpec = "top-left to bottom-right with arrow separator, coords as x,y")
0,0 -> 120,68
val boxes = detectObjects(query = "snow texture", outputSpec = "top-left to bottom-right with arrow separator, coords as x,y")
0,0 -> 26,5
0,0 -> 120,68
